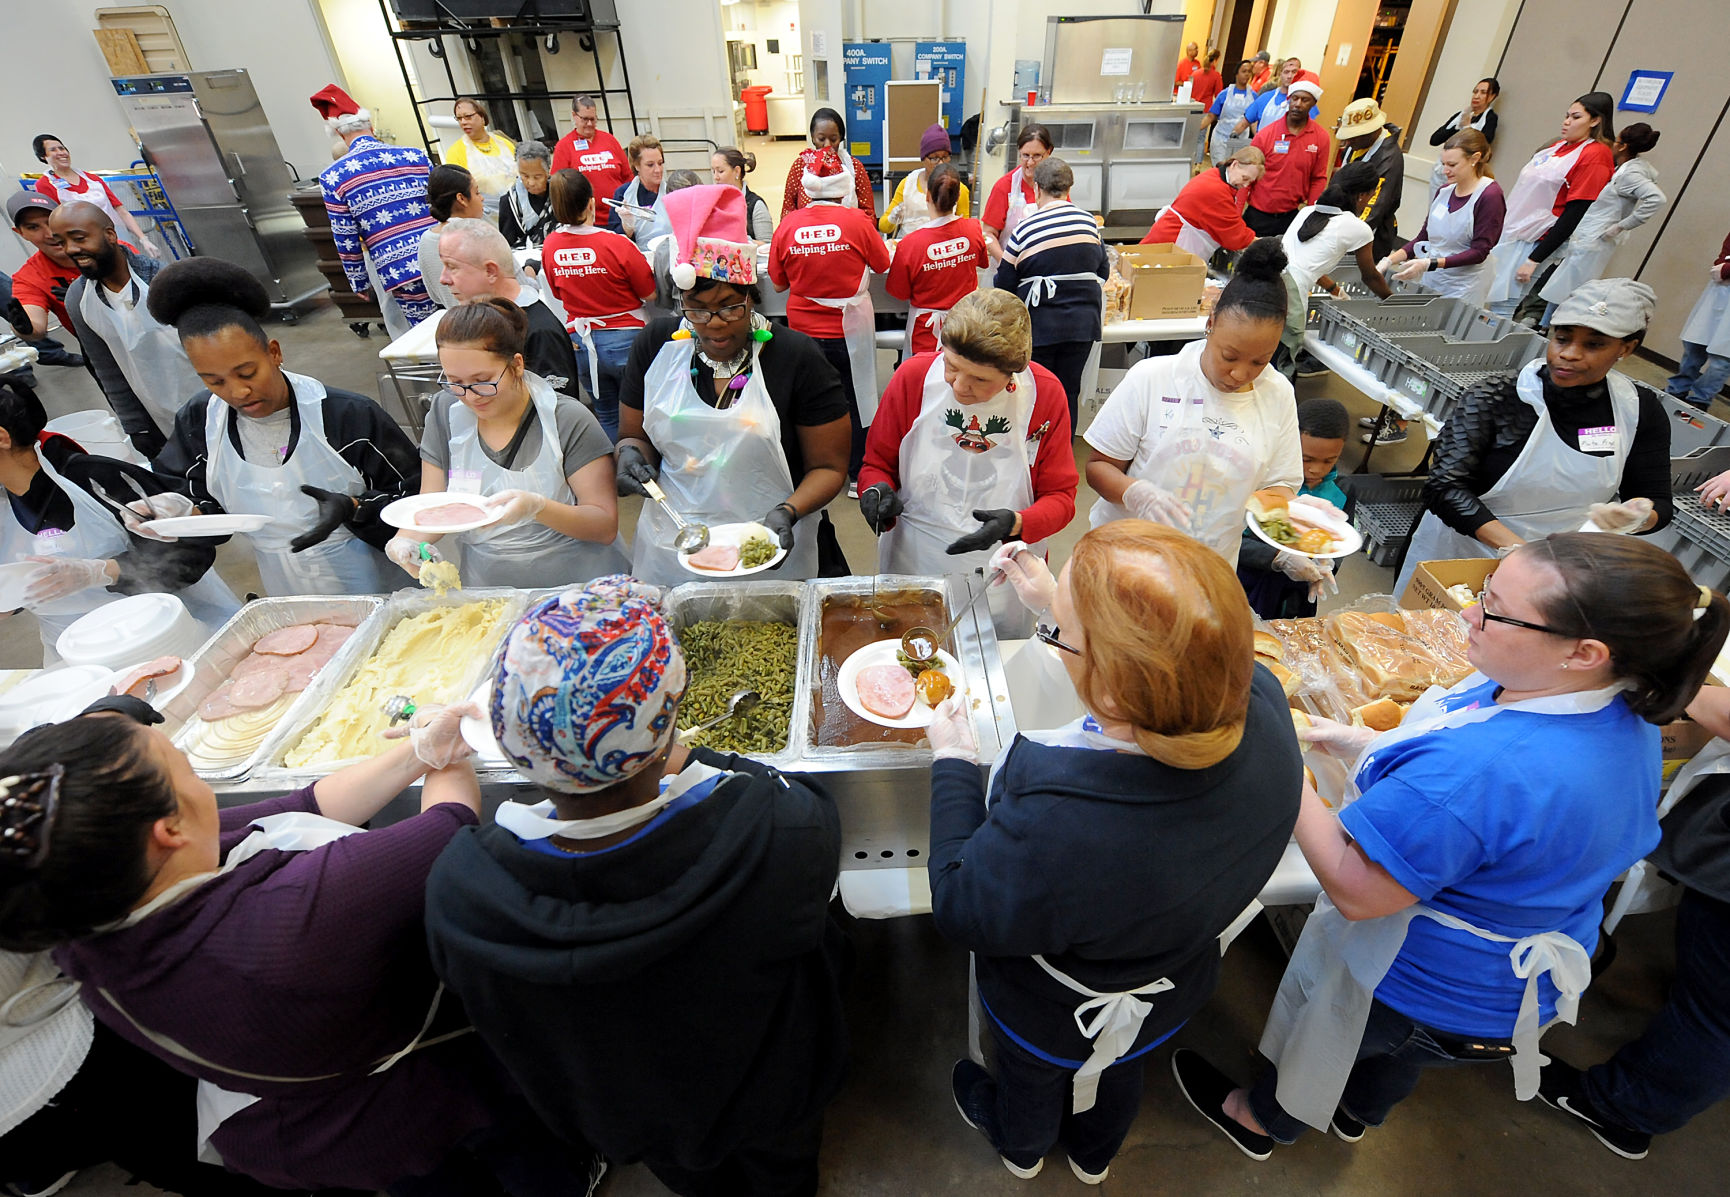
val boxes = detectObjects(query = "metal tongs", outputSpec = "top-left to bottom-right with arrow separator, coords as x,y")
90,472 -> 160,526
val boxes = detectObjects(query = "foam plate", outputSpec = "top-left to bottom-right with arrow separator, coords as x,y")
1245,511 -> 1364,560
380,493 -> 505,535
836,639 -> 961,729
677,521 -> 789,577
142,513 -> 273,537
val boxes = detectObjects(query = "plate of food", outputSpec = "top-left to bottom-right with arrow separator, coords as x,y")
678,521 -> 788,577
141,513 -> 274,537
380,493 -> 504,535
1245,492 -> 1362,560
836,638 -> 961,729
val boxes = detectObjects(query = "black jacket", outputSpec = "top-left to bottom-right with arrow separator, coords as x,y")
929,667 -> 1301,1063
1346,125 -> 1404,259
521,295 -> 581,397
1429,109 -> 1498,146
423,751 -> 849,1171
157,385 -> 420,552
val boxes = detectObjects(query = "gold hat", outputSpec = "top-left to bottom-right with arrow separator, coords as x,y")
1338,98 -> 1387,138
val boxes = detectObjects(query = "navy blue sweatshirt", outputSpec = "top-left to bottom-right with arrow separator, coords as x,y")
929,665 -> 1301,1065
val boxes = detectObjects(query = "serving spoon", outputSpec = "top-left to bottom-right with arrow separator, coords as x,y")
642,479 -> 710,554
678,689 -> 761,742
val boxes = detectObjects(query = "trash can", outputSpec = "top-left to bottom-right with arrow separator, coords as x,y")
742,85 -> 774,134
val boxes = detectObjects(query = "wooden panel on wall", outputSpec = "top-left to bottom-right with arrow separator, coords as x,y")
1379,0 -> 1454,145
1489,0 -> 1617,167
93,29 -> 148,77
1313,0 -> 1379,132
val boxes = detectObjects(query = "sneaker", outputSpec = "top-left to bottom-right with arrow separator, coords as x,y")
1330,1106 -> 1367,1142
951,1059 -> 1043,1179
1294,350 -> 1330,378
1170,1048 -> 1275,1161
1537,1061 -> 1651,1160
2,1171 -> 78,1197
846,480 -> 859,499
1358,415 -> 1381,429
1361,413 -> 1408,445
1068,1156 -> 1109,1184
581,1154 -> 609,1197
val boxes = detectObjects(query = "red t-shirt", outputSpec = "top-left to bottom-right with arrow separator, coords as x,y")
1176,58 -> 1201,86
1551,139 -> 1616,215
767,205 -> 891,339
1250,64 -> 1272,92
1141,168 -> 1255,253
885,217 -> 985,355
34,171 -> 124,212
1247,119 -> 1333,213
1190,68 -> 1225,112
982,170 -> 1039,233
10,250 -> 80,328
550,129 -> 632,215
859,354 -> 1077,545
542,227 -> 656,328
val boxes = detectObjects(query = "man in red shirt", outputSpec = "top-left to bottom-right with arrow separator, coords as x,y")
1175,42 -> 1202,88
4,191 -> 86,368
550,95 -> 633,220
1244,79 -> 1331,238
1248,51 -> 1273,92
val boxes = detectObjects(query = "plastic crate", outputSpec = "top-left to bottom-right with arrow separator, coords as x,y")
1662,394 -> 1730,456
1338,473 -> 1426,567
1321,294 -> 1519,343
1376,329 -> 1547,420
1656,494 -> 1730,592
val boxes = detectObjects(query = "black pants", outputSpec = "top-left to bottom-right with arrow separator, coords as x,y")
1244,205 -> 1299,239
814,336 -> 866,479
384,1095 -> 603,1197
1032,340 -> 1094,431
642,1111 -> 825,1197
986,1021 -> 1146,1174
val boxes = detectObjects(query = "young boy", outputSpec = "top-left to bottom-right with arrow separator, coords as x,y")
1237,398 -> 1352,618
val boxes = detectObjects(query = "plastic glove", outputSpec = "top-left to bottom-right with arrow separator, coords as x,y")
1374,256 -> 1393,275
761,503 -> 797,549
990,541 -> 1056,615
121,491 -> 199,542
1296,713 -> 1378,758
381,702 -> 479,769
615,442 -> 656,497
1602,224 -> 1624,241
485,489 -> 548,527
946,508 -> 1018,555
858,483 -> 903,534
1274,549 -> 1328,584
1123,479 -> 1192,529
1697,470 -> 1730,512
1494,541 -> 1524,558
1585,496 -> 1653,534
23,556 -> 113,604
1394,258 -> 1431,282
386,535 -> 439,579
927,695 -> 979,763
290,485 -> 356,552
1515,259 -> 1537,285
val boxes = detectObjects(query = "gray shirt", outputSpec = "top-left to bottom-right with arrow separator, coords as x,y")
419,390 -> 612,480
235,406 -> 293,468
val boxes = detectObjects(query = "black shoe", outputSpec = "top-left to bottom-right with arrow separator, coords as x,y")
951,1059 -> 1043,1178
1330,1106 -> 1367,1142
1361,412 -> 1408,445
1294,350 -> 1330,377
1170,1048 -> 1275,1161
2,1171 -> 77,1197
1537,1061 -> 1651,1160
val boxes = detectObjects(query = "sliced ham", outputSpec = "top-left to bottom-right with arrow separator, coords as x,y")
314,624 -> 356,650
199,683 -> 242,722
229,653 -> 286,680
415,501 -> 487,529
110,656 -> 183,700
255,625 -> 319,656
282,655 -> 323,692
687,543 -> 741,572
228,669 -> 288,711
857,663 -> 917,720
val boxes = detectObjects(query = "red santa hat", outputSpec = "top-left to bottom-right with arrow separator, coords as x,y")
309,84 -> 360,119
802,146 -> 853,202
662,184 -> 755,291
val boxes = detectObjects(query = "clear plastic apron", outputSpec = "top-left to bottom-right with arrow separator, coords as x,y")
462,137 -> 517,206
633,337 -> 818,585
897,168 -> 934,235
1209,89 -> 1253,162
205,372 -> 385,597
1397,361 -> 1638,595
1681,274 -> 1730,358
1257,678 -> 1616,1130
1000,169 -> 1036,242
617,179 -> 663,250
1487,141 -> 1581,304
445,373 -> 628,589
1539,161 -> 1660,304
1413,179 -> 1492,302
878,355 -> 1041,638
77,273 -> 202,436
809,267 -> 881,424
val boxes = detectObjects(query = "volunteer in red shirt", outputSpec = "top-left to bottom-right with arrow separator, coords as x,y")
6,192 -> 84,347
1487,91 -> 1618,318
1249,51 -> 1273,92
886,165 -> 984,357
780,108 -> 876,217
981,124 -> 1052,262
769,147 -> 891,482
858,289 -> 1076,638
1175,42 -> 1202,88
1188,51 -> 1226,164
1244,78 -> 1330,238
1142,146 -> 1265,260
549,95 -> 632,220
31,134 -> 155,252
541,169 -> 655,444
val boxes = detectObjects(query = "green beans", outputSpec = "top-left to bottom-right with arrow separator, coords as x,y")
738,535 -> 779,569
677,619 -> 797,754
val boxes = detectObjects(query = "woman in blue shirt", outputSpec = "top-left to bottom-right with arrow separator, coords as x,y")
1172,532 -> 1729,1159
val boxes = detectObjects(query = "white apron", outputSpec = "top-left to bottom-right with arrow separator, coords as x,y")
903,215 -> 962,350
77,273 -> 202,437
205,372 -> 385,597
1,445 -> 238,654
878,355 -> 1042,638
1428,110 -> 1495,192
1158,205 -> 1226,261
809,266 -> 881,424
1000,168 -> 1036,243
1257,91 -> 1291,133
1602,736 -> 1730,935
462,137 -> 517,206
1487,141 -> 1584,305
633,337 -> 818,586
1397,361 -> 1639,594
445,374 -> 628,589
1413,179 -> 1492,302
1680,274 -> 1730,358
897,168 -> 935,235
1539,160 -> 1662,304
1209,89 -> 1254,162
1016,240 -> 1105,420
1257,678 -> 1616,1130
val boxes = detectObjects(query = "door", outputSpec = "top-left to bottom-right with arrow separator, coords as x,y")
1378,0 -> 1454,144
1314,0 -> 1381,133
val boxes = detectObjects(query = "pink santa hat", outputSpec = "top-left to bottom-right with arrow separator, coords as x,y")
662,184 -> 755,291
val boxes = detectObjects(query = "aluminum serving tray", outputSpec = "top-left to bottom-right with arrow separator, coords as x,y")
253,587 -> 530,784
164,596 -> 388,783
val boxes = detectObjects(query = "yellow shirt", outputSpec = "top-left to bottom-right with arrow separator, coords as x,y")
444,133 -> 519,197
879,172 -> 972,234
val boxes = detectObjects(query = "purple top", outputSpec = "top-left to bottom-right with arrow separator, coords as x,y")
1403,180 -> 1507,269
55,788 -> 500,1191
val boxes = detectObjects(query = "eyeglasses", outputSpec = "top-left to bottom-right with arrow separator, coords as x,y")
679,303 -> 749,326
1035,622 -> 1081,655
439,367 -> 509,397
1477,580 -> 1575,637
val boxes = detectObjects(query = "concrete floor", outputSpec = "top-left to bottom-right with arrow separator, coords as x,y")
21,293 -> 1728,1194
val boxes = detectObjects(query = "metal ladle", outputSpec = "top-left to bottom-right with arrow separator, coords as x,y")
642,479 -> 710,554
902,575 -> 994,664
678,689 -> 761,742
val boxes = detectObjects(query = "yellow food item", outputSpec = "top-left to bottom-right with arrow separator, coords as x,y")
419,559 -> 462,597
915,668 -> 953,706
184,694 -> 295,772
1294,528 -> 1336,555
283,599 -> 511,767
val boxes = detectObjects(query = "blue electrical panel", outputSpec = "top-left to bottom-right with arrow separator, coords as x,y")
914,42 -> 967,143
842,42 -> 892,166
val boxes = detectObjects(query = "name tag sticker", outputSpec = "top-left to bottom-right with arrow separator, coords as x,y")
1273,139 -> 1291,155
1578,425 -> 1619,453
449,469 -> 484,494
34,528 -> 66,555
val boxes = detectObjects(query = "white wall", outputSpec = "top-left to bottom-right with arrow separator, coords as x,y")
1261,0 -> 1335,76
313,0 -> 420,150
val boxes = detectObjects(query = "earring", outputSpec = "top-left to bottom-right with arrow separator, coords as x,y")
1561,662 -> 1570,670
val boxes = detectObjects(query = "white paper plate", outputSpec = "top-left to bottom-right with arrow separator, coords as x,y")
0,561 -> 44,609
0,665 -> 117,741
837,640 -> 961,729
1244,510 -> 1364,560
677,521 -> 789,578
380,493 -> 505,535
142,513 -> 273,537
459,678 -> 507,763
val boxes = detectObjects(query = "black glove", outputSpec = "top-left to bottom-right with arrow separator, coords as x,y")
946,508 -> 1018,555
5,298 -> 31,338
761,502 -> 797,549
615,442 -> 656,497
290,485 -> 356,552
858,483 -> 903,535
49,281 -> 69,303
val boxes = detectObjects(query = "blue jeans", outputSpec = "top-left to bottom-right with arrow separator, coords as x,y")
572,325 -> 639,443
1582,890 -> 1730,1135
1248,999 -> 1509,1143
1667,341 -> 1730,409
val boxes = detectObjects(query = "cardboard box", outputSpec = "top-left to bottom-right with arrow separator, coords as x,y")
1400,559 -> 1499,612
1662,717 -> 1715,781
1117,243 -> 1206,320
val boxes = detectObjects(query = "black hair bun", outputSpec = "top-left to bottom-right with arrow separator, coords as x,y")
1234,238 -> 1288,283
146,258 -> 272,329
